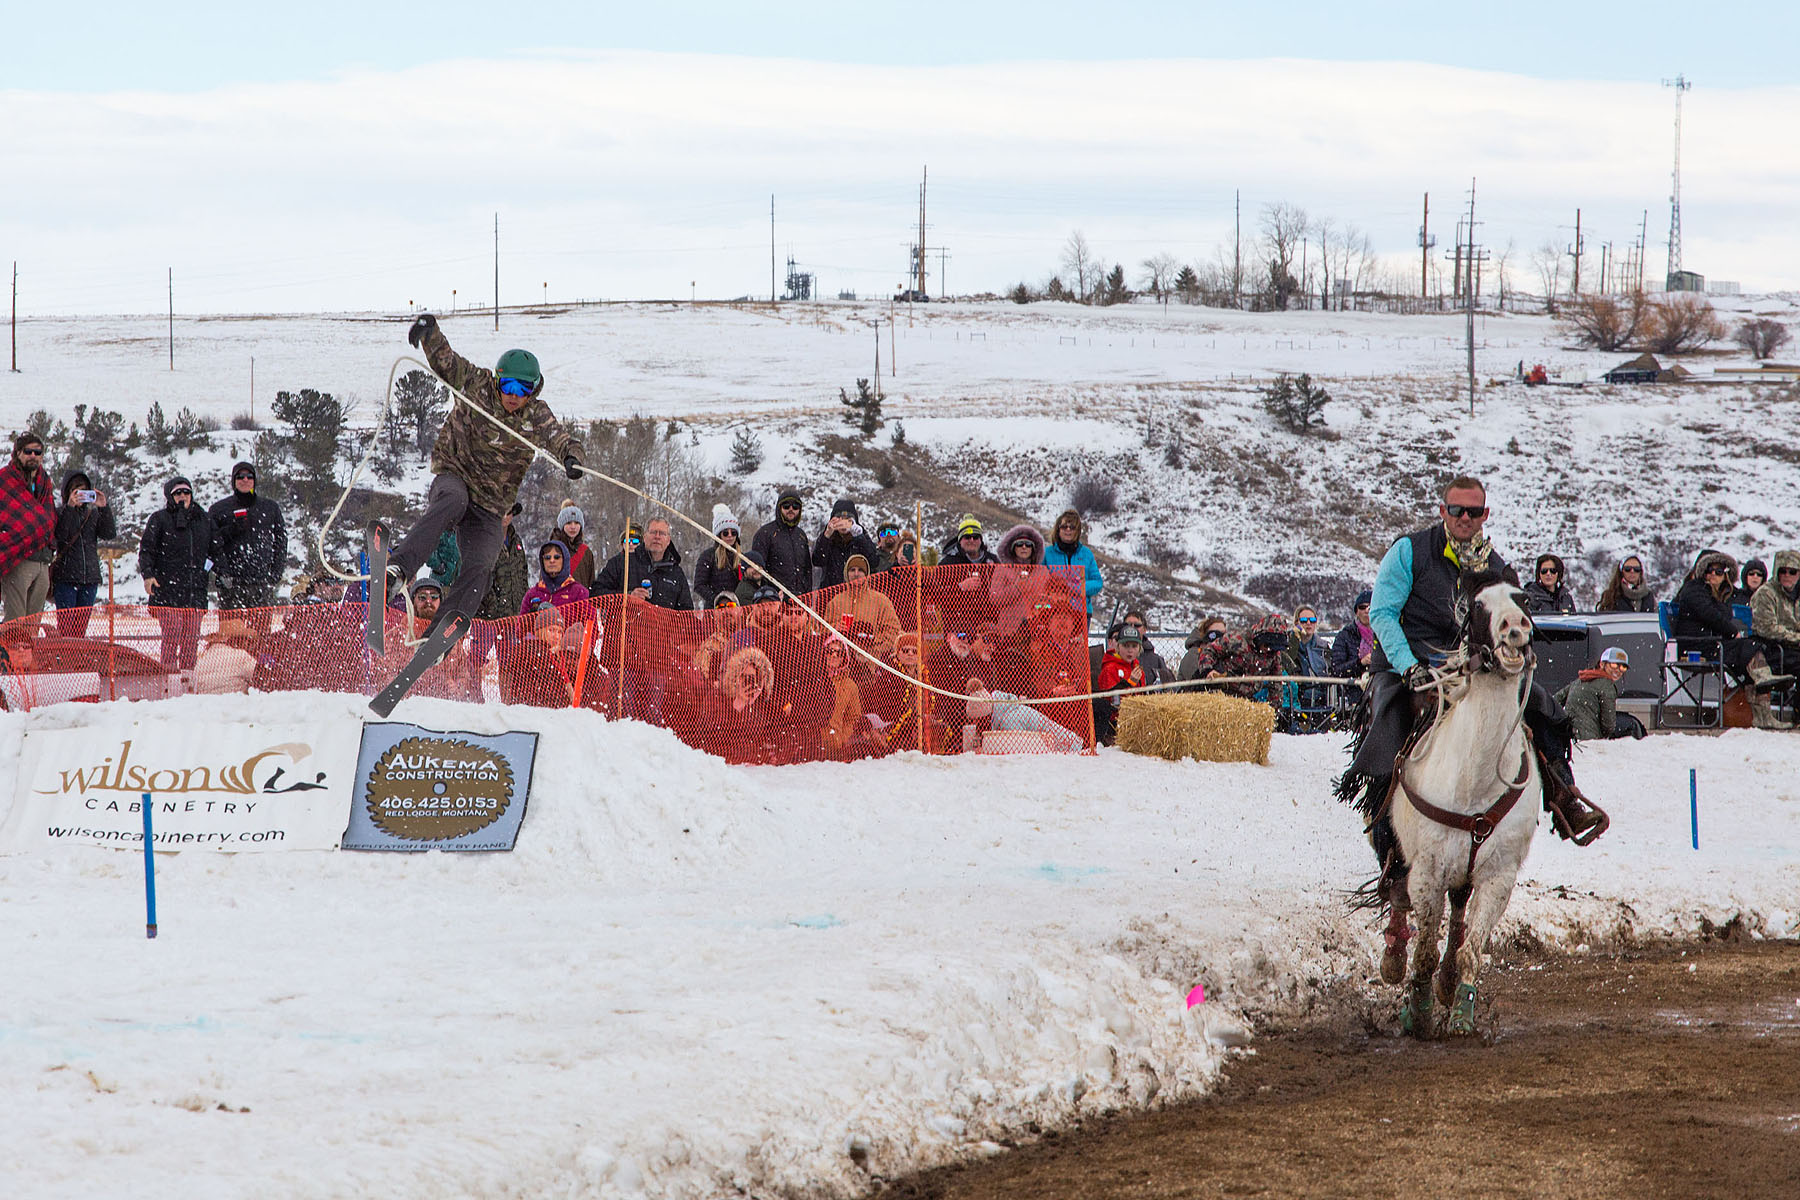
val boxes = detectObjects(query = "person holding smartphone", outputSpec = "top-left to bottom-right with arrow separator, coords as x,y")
51,470 -> 116,637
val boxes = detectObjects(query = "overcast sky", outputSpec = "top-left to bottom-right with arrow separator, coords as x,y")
7,3 -> 1797,313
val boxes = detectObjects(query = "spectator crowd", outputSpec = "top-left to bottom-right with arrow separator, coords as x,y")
3,425 -> 1797,746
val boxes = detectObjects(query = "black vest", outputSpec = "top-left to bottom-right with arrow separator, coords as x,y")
1371,524 -> 1511,673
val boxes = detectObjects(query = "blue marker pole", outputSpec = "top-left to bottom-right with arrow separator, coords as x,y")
1689,769 -> 1699,851
142,792 -> 158,938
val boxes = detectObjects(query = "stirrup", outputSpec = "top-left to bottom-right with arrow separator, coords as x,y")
1547,787 -> 1611,847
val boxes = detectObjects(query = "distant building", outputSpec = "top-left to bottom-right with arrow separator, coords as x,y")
1707,280 -> 1741,296
1666,269 -> 1706,293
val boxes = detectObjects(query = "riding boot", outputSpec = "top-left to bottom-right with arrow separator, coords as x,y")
1537,750 -> 1610,845
1749,689 -> 1788,730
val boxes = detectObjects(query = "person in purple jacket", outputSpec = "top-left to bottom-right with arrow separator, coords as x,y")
521,540 -> 589,615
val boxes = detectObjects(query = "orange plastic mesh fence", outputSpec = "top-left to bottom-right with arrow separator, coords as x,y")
0,566 -> 1096,763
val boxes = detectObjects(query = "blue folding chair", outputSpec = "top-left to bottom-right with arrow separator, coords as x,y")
1655,600 -> 1726,729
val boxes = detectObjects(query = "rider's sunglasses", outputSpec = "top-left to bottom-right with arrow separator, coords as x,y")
498,377 -> 534,397
1444,503 -> 1487,519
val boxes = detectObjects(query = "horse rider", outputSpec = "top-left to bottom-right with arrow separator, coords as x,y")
1338,474 -> 1608,975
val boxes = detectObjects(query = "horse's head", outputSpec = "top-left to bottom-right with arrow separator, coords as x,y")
1463,571 -> 1533,677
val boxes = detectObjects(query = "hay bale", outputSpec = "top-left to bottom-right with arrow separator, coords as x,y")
1115,693 -> 1275,765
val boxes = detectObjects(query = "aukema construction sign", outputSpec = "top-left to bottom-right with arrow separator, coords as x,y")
2,722 -> 361,852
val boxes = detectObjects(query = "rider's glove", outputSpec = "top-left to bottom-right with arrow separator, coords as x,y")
1402,663 -> 1433,691
407,313 -> 438,348
563,455 -> 582,481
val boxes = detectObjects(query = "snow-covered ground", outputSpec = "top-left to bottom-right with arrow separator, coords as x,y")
3,691 -> 1797,1199
8,296 -> 1800,618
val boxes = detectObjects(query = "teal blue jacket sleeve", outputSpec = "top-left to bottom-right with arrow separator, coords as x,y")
1370,538 -> 1417,673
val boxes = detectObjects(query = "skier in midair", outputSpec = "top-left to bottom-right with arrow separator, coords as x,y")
369,314 -> 584,706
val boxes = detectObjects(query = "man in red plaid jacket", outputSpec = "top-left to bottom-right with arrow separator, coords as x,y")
0,432 -> 57,624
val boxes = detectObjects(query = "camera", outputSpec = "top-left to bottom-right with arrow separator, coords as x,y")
74,489 -> 97,504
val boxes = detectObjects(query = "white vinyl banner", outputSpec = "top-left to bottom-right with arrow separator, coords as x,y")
1,720 -> 362,853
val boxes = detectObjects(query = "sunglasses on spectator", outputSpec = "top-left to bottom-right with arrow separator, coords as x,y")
233,470 -> 255,480
1538,567 -> 1560,576
1705,566 -> 1727,576
960,533 -> 981,541
625,536 -> 641,546
779,501 -> 800,510
1621,566 -> 1642,575
1444,503 -> 1487,518
718,529 -> 738,538
17,447 -> 43,457
170,488 -> 192,497
498,378 -> 534,397
1297,618 -> 1317,625
1780,568 -> 1800,577
878,526 -> 899,536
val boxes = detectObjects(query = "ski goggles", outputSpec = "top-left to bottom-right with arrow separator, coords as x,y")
498,377 -> 535,397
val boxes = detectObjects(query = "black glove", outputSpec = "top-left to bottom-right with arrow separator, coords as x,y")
563,455 -> 582,481
407,313 -> 438,348
1402,663 -> 1433,691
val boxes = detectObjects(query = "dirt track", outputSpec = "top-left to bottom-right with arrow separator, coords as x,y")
882,942 -> 1800,1200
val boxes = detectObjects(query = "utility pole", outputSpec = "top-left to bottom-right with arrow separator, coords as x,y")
1445,179 -> 1485,416
1663,73 -> 1691,288
249,356 -> 255,425
1232,189 -> 1242,307
770,195 -> 777,304
1418,193 -> 1434,306
1568,209 -> 1583,296
938,246 -> 950,300
9,261 -> 17,372
916,167 -> 928,299
493,212 -> 499,331
167,268 -> 174,371
1638,210 -> 1650,293
1600,242 -> 1612,294
871,320 -> 882,399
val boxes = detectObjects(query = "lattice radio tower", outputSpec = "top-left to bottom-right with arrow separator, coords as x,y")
1662,73 -> 1691,288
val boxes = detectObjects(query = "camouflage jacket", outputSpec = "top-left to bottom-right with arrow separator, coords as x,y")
475,527 -> 529,621
422,327 -> 584,516
1190,613 -> 1290,699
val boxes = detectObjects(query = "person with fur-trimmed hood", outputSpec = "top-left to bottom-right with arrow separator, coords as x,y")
1675,548 -> 1792,727
812,497 -> 880,591
987,523 -> 1053,641
1041,509 -> 1103,615
701,645 -> 776,763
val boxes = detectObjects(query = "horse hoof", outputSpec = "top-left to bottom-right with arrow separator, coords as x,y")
1401,985 -> 1434,1038
1435,961 -> 1462,1007
1381,944 -> 1407,986
1447,983 -> 1477,1036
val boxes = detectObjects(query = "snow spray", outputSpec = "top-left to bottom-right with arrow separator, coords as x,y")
1185,984 -> 1206,1008
142,792 -> 158,939
1689,769 -> 1699,851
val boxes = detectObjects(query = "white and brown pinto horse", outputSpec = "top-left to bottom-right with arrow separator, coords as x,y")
1390,576 -> 1538,1037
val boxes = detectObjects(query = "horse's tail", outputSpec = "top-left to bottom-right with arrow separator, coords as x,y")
1343,875 -> 1386,915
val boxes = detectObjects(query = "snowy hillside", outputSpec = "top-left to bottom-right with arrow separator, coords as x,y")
4,693 -> 1798,1199
5,295 -> 1798,621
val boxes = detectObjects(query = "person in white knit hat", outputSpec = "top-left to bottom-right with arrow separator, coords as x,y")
556,501 -> 595,591
694,503 -> 744,608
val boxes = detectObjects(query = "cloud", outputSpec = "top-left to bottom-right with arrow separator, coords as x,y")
5,51 -> 1797,311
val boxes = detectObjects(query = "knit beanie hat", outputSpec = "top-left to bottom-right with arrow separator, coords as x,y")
844,554 -> 870,576
557,503 -> 585,530
831,497 -> 858,522
712,503 -> 741,537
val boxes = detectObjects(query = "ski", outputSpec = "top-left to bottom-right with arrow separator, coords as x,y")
364,519 -> 393,655
369,612 -> 470,718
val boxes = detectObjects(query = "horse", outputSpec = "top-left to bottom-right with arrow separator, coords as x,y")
1388,575 -> 1539,1037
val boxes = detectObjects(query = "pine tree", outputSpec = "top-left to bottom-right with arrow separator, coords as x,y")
729,427 -> 764,475
393,369 -> 448,457
1103,264 -> 1129,306
839,379 -> 883,439
1175,265 -> 1199,304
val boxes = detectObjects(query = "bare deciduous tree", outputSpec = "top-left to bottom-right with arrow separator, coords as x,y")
1493,239 -> 1515,313
1641,294 -> 1726,354
1139,252 -> 1180,306
1532,240 -> 1564,313
1561,294 -> 1644,352
1258,203 -> 1308,311
1732,317 -> 1793,360
1061,231 -> 1099,304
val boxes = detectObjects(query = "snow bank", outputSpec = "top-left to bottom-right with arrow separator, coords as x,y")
4,692 -> 1797,1198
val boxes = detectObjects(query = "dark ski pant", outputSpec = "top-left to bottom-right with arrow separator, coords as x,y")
390,474 -> 505,622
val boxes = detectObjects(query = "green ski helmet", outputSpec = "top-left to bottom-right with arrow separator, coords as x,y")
494,348 -> 543,396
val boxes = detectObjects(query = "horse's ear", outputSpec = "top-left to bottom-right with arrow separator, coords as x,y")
1499,564 -> 1522,588
1462,566 -> 1506,592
